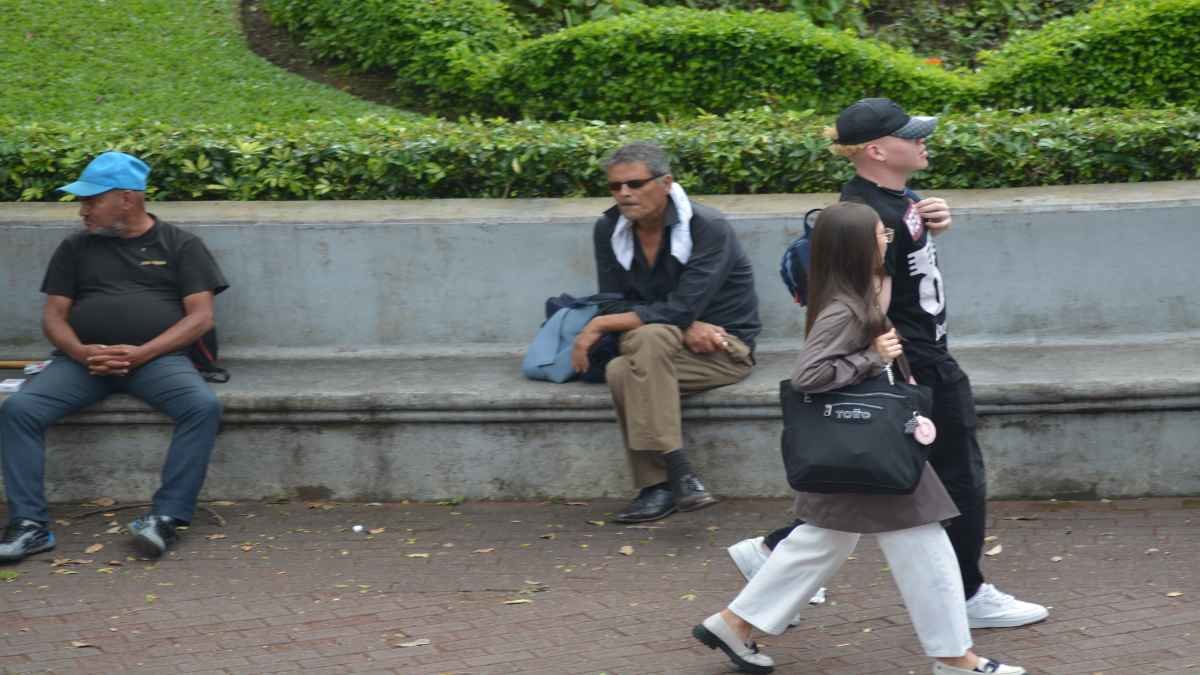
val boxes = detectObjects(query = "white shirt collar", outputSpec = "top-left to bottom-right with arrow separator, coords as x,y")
610,182 -> 694,271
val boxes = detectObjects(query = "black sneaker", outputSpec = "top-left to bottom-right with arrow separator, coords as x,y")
0,519 -> 56,564
128,515 -> 178,558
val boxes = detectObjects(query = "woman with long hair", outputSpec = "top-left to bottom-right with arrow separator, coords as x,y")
690,202 -> 1024,675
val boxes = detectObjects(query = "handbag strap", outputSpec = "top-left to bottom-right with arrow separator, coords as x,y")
893,353 -> 915,385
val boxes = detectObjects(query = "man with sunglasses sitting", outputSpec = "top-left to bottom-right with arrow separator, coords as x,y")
571,143 -> 761,523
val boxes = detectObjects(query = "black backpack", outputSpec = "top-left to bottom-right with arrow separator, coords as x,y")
159,224 -> 229,383
778,208 -> 822,306
188,330 -> 228,383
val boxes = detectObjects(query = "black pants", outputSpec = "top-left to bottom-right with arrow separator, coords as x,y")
764,358 -> 988,600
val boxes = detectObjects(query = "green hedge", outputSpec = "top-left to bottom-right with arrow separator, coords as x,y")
978,0 -> 1200,109
488,8 -> 971,120
2,108 -> 1197,202
260,0 -> 525,113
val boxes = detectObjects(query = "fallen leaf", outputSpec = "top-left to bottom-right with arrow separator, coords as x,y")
206,534 -> 227,541
145,594 -> 157,603
70,640 -> 92,648
539,533 -> 557,540
106,560 -> 124,566
473,548 -> 495,554
680,592 -> 697,601
368,527 -> 386,535
1167,591 -> 1184,598
104,526 -> 122,535
92,497 -> 116,507
53,569 -> 79,575
706,526 -> 720,532
396,638 -> 432,648
565,501 -> 589,506
983,545 -> 1003,557
239,544 -> 254,552
304,501 -> 335,511
503,598 -> 532,605
210,500 -> 237,507
51,558 -> 93,567
619,545 -> 634,556
1145,548 -> 1160,554
1050,556 -> 1064,562
587,520 -> 606,527
85,544 -> 104,554
0,570 -> 19,582
97,568 -> 114,574
983,536 -> 999,543
406,553 -> 430,559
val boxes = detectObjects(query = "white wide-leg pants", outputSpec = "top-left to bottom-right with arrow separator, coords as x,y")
727,522 -> 972,657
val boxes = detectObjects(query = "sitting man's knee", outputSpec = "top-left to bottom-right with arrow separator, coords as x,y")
623,324 -> 682,354
606,355 -> 630,382
0,394 -> 43,427
186,389 -> 222,421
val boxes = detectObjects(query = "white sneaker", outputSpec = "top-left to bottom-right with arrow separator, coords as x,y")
727,537 -> 770,580
933,656 -> 1026,674
726,537 -> 827,627
965,584 -> 1048,629
693,613 -> 775,674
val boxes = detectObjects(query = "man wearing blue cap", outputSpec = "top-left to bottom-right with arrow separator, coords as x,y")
0,151 -> 229,563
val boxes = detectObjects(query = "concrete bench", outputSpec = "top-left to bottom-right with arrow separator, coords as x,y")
2,182 -> 1199,502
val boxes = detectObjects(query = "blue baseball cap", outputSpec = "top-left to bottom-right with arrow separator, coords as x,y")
58,151 -> 150,197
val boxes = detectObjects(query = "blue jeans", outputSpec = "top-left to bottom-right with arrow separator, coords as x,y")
0,354 -> 221,525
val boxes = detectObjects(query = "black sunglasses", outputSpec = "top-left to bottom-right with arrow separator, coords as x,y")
608,173 -> 664,192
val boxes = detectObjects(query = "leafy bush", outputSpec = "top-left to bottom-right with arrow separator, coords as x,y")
261,0 -> 526,113
978,0 -> 1200,109
3,108 -> 1196,202
866,0 -> 1096,69
488,8 -> 970,121
506,0 -> 871,35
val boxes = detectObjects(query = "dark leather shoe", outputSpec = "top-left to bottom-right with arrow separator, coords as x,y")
613,484 -> 676,523
672,473 -> 719,512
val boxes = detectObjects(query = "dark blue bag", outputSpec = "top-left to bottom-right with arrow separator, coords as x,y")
780,190 -> 924,305
522,293 -> 622,383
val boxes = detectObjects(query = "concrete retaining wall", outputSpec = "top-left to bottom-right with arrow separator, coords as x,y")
3,181 -> 1199,355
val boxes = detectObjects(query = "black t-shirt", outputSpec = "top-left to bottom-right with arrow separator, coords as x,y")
841,175 -> 949,370
40,217 -> 229,347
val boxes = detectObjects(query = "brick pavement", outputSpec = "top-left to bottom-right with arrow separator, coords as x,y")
1,498 -> 1198,675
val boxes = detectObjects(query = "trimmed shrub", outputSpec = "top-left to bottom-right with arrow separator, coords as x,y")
978,0 -> 1200,109
2,108 -> 1197,202
260,0 -> 525,113
488,8 -> 970,121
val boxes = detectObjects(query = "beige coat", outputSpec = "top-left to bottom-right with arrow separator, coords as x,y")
789,292 -> 958,534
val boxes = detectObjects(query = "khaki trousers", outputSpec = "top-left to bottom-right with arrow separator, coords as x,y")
605,324 -> 753,489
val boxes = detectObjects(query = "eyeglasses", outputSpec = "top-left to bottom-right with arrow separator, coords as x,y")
881,227 -> 895,243
608,173 -> 664,192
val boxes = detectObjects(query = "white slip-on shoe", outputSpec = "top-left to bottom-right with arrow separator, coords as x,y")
692,613 -> 775,674
727,537 -> 770,580
933,656 -> 1026,674
727,536 -> 826,626
965,583 -> 1049,629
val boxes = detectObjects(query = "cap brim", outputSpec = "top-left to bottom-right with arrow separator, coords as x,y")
56,180 -> 114,197
892,116 -> 937,140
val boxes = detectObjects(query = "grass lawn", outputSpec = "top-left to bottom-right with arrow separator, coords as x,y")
0,0 -> 405,125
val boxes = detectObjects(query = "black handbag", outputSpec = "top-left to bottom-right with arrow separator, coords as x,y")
779,357 -> 934,494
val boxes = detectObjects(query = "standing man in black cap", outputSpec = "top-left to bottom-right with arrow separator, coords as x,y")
726,99 -> 1048,631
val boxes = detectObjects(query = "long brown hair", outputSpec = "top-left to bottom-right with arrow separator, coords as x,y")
805,201 -> 889,338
